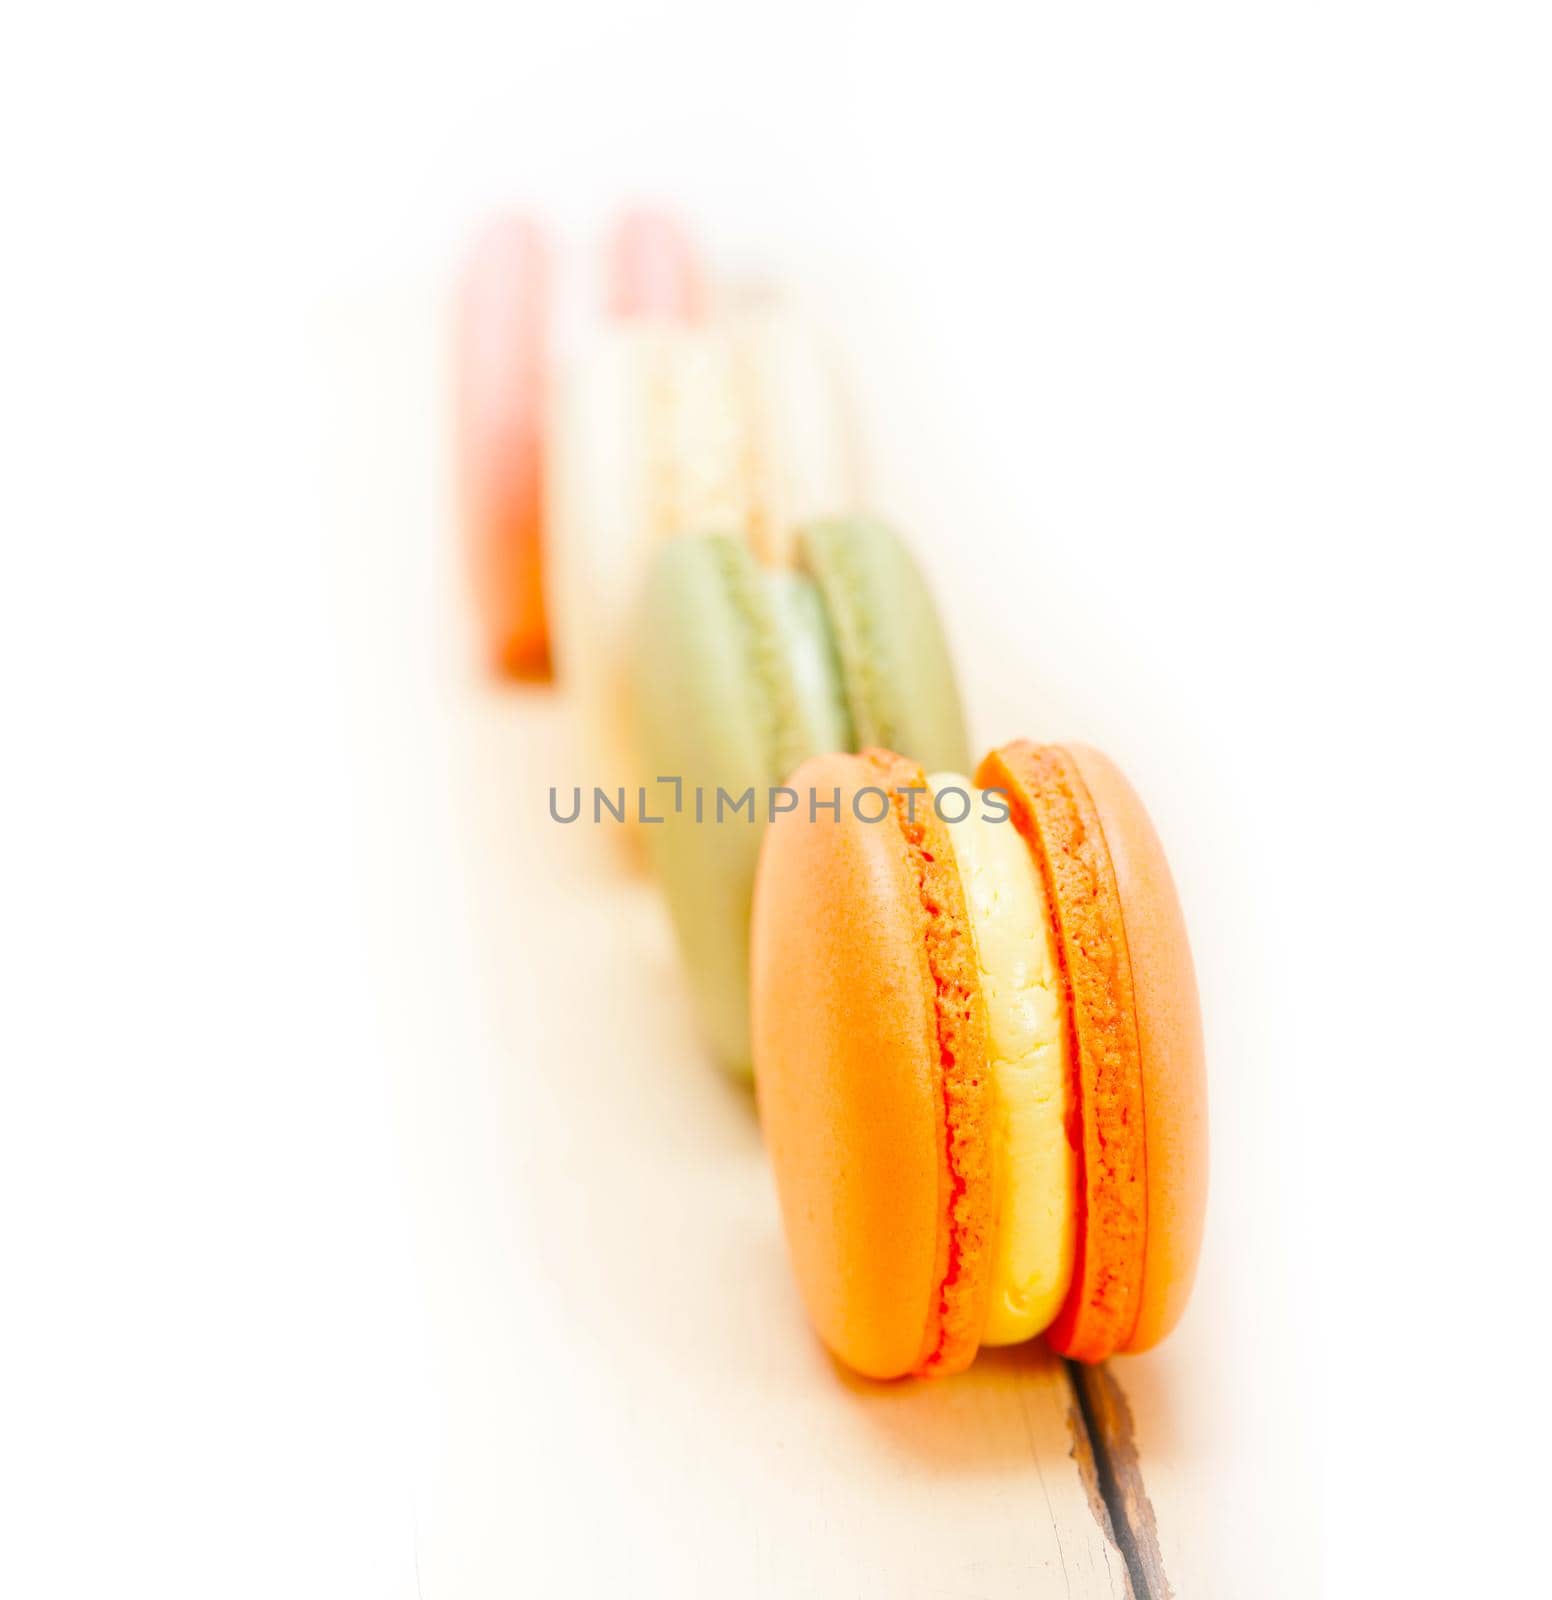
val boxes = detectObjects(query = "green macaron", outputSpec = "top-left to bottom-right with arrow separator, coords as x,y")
629,517 -> 970,1075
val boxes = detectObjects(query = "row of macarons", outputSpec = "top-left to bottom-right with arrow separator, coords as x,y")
457,210 -> 1207,1379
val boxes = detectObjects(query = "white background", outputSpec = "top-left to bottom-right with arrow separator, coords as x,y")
3,4 -> 1549,1595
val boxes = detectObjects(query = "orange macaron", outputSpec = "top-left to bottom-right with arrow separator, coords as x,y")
751,741 -> 1206,1377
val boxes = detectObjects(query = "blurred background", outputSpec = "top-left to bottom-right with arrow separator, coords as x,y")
3,4 -> 1548,1596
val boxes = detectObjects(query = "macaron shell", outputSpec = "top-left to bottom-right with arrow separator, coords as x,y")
861,750 -> 994,1375
765,570 -> 853,757
457,215 -> 549,676
544,326 -> 661,802
976,741 -> 1147,1363
799,519 -> 971,775
752,751 -> 991,1379
630,536 -> 815,1073
731,309 -> 857,566
1064,744 -> 1207,1352
606,208 -> 705,321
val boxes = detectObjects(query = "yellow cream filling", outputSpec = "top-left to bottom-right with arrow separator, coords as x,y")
928,773 -> 1075,1345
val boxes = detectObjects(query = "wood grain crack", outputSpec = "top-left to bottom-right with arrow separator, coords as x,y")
1067,1361 -> 1171,1599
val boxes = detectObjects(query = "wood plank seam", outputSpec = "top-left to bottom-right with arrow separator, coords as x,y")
1069,1362 -> 1172,1599
1060,1370 -> 1137,1599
